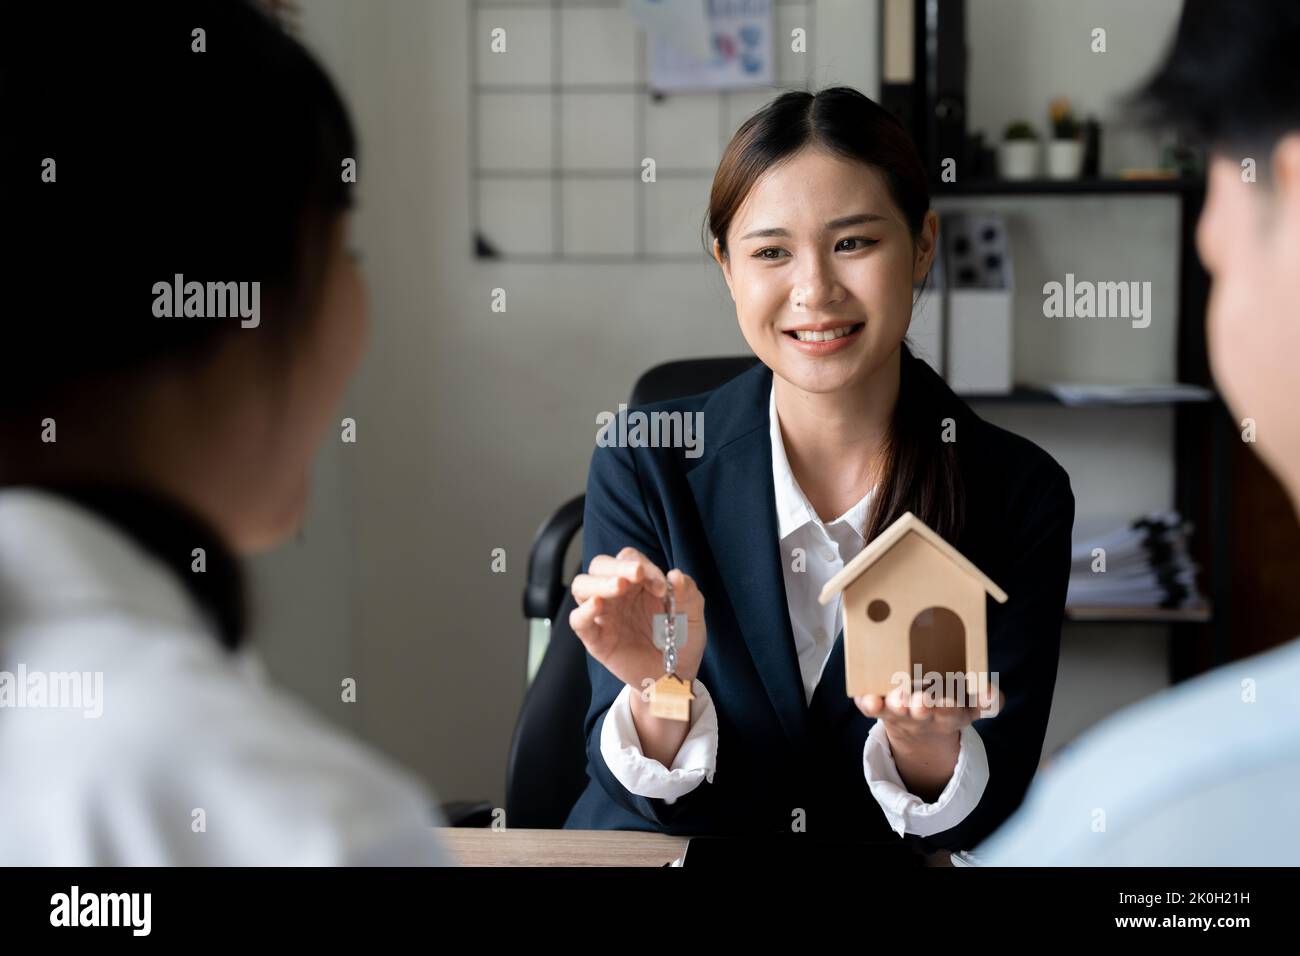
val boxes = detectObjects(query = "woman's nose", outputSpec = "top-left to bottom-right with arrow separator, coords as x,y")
790,256 -> 845,313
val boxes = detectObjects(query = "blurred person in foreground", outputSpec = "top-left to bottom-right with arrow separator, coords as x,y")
0,2 -> 450,864
978,0 -> 1300,866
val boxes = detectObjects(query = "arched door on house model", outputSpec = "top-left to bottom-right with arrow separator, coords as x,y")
908,606 -> 966,686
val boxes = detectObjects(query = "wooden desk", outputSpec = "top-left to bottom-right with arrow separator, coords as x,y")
436,827 -> 953,867
436,827 -> 687,867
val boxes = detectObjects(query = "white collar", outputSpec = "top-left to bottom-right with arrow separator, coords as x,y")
0,488 -> 211,636
769,383 -> 876,542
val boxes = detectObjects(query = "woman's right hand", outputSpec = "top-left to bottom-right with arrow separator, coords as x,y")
569,547 -> 707,692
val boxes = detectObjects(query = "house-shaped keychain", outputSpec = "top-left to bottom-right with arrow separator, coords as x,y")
817,511 -> 1008,698
650,674 -> 695,722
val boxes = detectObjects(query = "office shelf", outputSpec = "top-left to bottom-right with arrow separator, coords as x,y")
962,385 -> 1218,407
933,177 -> 1203,197
1066,603 -> 1213,624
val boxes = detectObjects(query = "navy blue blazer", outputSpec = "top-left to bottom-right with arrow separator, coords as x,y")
564,352 -> 1075,851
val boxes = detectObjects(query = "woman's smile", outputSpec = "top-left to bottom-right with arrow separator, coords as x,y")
781,320 -> 865,355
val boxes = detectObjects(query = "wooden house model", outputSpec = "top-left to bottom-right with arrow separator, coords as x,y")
818,511 -> 1008,698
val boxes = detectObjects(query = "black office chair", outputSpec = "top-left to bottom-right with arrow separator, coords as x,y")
506,356 -> 760,828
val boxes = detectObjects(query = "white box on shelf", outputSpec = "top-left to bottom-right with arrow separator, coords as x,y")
942,212 -> 1014,395
948,289 -> 1013,394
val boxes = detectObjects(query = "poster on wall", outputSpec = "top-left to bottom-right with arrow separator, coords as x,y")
626,0 -> 775,92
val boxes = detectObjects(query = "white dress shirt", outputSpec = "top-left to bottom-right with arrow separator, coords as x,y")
978,636 -> 1300,865
0,489 -> 451,865
599,384 -> 989,837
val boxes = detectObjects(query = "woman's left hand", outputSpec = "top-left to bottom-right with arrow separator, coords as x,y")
855,682 -> 1001,738
853,683 -> 1003,800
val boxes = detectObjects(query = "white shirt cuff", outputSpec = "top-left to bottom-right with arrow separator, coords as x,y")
598,679 -> 718,805
863,721 -> 989,838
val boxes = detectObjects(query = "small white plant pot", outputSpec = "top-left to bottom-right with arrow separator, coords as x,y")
1046,139 -> 1084,179
998,141 -> 1040,180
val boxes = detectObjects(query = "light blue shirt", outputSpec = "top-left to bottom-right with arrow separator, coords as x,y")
976,637 -> 1300,865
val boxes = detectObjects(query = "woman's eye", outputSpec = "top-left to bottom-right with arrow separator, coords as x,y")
836,237 -> 879,252
752,247 -> 788,260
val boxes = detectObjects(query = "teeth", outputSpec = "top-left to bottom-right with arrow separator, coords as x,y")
792,325 -> 856,342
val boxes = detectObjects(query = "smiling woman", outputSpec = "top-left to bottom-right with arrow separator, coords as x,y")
565,86 -> 1076,851
705,88 -> 947,544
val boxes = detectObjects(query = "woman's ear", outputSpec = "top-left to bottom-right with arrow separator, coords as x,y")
712,238 -> 735,301
912,210 -> 939,284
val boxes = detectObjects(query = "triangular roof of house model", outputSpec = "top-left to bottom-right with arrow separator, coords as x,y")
818,511 -> 1008,606
655,674 -> 694,695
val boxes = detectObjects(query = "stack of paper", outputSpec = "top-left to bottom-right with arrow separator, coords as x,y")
1034,382 -> 1215,406
1067,512 -> 1206,610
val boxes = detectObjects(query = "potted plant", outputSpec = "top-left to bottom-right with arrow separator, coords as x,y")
1046,97 -> 1084,179
998,121 -> 1039,180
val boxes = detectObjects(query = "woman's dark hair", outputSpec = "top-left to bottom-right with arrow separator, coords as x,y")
0,0 -> 357,422
705,87 -> 964,545
1133,0 -> 1300,151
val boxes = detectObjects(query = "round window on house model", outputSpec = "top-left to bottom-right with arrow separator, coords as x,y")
867,599 -> 890,622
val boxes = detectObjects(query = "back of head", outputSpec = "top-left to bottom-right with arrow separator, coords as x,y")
0,1 -> 356,424
1136,0 -> 1300,153
1135,0 -> 1300,513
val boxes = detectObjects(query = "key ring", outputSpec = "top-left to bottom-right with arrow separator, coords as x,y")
648,574 -> 694,722
652,579 -> 687,649
664,578 -> 675,641
662,578 -> 677,676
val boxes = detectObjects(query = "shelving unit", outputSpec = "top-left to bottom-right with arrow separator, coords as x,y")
882,0 -> 1245,677
932,176 -> 1230,677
